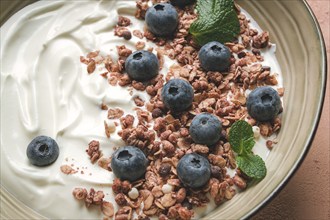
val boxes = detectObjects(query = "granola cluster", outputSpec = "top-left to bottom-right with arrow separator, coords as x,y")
73,0 -> 284,219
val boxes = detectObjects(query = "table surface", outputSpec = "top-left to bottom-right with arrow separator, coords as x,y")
253,1 -> 330,219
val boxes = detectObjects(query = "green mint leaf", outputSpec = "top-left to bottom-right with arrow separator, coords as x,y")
189,0 -> 240,46
236,154 -> 267,179
243,136 -> 255,153
229,120 -> 255,155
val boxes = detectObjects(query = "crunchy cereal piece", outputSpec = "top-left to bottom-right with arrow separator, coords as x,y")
233,174 -> 247,189
143,206 -> 158,216
98,157 -> 111,171
121,126 -> 155,149
266,74 -> 278,85
136,109 -> 152,125
87,51 -> 100,59
115,193 -> 127,206
101,201 -> 114,217
208,154 -> 226,168
101,103 -> 108,110
210,181 -> 220,198
277,87 -> 284,96
134,96 -> 145,107
115,27 -> 132,40
162,140 -> 175,157
177,138 -> 190,149
136,41 -> 146,50
157,49 -> 165,70
104,120 -> 116,138
160,193 -> 176,208
176,188 -> 186,203
72,188 -> 88,200
108,108 -> 124,119
118,74 -> 132,86
108,72 -> 119,86
116,45 -> 132,57
191,144 -> 209,154
167,205 -> 179,219
132,80 -> 146,91
87,60 -> 96,74
178,206 -> 193,220
266,140 -> 274,150
151,186 -> 164,198
135,0 -> 149,19
144,29 -> 156,41
137,214 -> 151,220
60,165 -> 77,175
118,16 -> 131,27
115,206 -> 133,220
112,178 -> 122,194
252,31 -> 270,49
133,30 -> 144,39
140,190 -> 154,210
273,117 -> 282,133
86,140 -> 102,164
122,180 -> 132,194
259,123 -> 273,137
85,188 -> 105,207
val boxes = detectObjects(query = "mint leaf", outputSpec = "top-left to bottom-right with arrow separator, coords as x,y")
229,120 -> 255,155
189,0 -> 240,46
236,154 -> 267,179
243,136 -> 255,153
229,120 -> 267,180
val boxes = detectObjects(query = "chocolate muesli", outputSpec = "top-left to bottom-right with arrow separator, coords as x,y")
74,0 -> 284,219
1,0 -> 284,219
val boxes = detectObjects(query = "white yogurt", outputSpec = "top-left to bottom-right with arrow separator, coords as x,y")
0,1 -> 283,219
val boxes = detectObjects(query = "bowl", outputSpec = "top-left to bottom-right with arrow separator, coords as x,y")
0,0 -> 327,219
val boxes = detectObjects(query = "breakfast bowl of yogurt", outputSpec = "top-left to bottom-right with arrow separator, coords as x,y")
0,0 -> 327,219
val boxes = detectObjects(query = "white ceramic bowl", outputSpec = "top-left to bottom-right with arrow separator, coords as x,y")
0,0 -> 327,219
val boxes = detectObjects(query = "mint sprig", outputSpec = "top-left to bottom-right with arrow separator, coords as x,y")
229,120 -> 267,180
189,0 -> 240,46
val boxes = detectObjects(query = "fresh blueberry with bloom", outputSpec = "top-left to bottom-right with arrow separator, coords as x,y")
145,3 -> 179,36
177,153 -> 211,188
125,50 -> 159,81
26,136 -> 59,166
161,78 -> 194,112
198,41 -> 231,72
111,146 -> 148,182
247,86 -> 282,122
189,113 -> 222,146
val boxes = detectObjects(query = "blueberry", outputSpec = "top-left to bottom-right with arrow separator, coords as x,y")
170,0 -> 195,7
247,86 -> 282,122
189,113 -> 222,146
26,136 -> 59,167
111,146 -> 148,182
177,153 -> 211,188
145,3 -> 179,36
161,78 -> 194,112
198,41 -> 231,72
125,50 -> 159,82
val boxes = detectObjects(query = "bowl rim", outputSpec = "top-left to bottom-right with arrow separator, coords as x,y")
0,0 -> 328,219
243,0 -> 328,218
